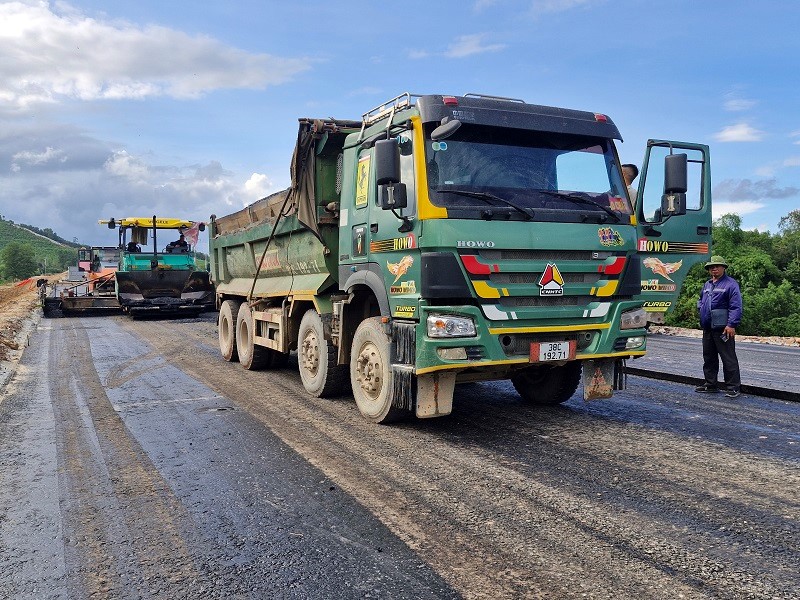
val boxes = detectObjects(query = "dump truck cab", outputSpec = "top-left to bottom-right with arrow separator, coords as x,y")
333,93 -> 710,416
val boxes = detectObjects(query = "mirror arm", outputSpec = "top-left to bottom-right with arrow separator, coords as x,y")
392,210 -> 413,233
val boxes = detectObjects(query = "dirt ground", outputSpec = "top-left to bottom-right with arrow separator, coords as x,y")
0,278 -> 44,362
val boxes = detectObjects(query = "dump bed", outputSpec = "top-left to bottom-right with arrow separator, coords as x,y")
210,119 -> 359,301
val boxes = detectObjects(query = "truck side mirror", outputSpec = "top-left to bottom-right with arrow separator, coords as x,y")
664,153 -> 687,193
374,138 -> 400,185
379,183 -> 408,210
661,153 -> 688,217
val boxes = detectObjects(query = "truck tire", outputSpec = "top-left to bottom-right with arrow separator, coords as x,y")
511,362 -> 581,405
218,299 -> 240,362
298,309 -> 349,397
350,317 -> 406,424
236,303 -> 273,370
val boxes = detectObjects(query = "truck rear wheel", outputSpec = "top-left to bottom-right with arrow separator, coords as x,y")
350,317 -> 406,424
218,299 -> 240,362
511,362 -> 581,405
298,309 -> 348,397
236,303 -> 272,370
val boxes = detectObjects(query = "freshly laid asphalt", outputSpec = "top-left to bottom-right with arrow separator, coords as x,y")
628,333 -> 800,402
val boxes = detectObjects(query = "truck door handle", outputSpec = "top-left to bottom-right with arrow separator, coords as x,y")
370,223 -> 379,233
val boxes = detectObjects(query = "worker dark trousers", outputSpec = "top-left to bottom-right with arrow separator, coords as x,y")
701,329 -> 741,389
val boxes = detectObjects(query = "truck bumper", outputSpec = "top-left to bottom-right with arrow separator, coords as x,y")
412,302 -> 647,379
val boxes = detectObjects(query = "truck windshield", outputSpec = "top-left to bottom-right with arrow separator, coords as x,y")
424,124 -> 631,223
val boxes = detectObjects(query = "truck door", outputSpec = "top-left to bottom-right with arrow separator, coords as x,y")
367,133 -> 419,307
635,140 -> 712,322
344,132 -> 418,316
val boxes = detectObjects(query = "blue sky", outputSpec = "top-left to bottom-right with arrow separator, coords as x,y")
0,0 -> 798,246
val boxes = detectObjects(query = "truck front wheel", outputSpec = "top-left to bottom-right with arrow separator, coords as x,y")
218,299 -> 240,362
298,310 -> 348,397
236,303 -> 272,370
511,362 -> 581,405
350,317 -> 406,424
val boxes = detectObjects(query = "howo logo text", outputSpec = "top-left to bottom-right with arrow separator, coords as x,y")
456,240 -> 496,248
637,239 -> 670,253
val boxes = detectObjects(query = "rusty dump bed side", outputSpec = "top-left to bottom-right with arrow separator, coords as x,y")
214,189 -> 291,237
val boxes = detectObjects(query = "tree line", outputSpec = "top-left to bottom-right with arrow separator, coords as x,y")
666,209 -> 800,337
0,217 -> 79,282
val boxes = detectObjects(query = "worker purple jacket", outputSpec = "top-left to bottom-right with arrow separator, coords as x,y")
697,274 -> 742,330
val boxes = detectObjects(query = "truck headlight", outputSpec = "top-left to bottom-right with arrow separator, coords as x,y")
427,315 -> 476,338
625,336 -> 645,349
620,307 -> 647,330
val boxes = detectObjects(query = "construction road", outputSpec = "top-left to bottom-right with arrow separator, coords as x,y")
1,313 -> 798,599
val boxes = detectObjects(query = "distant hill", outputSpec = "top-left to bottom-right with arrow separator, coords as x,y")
0,217 -> 84,277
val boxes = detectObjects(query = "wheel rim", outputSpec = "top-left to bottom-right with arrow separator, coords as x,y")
301,328 -> 320,376
355,341 -> 383,401
238,319 -> 250,354
220,312 -> 231,342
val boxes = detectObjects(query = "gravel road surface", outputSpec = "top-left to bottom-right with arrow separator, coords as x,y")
1,313 -> 798,599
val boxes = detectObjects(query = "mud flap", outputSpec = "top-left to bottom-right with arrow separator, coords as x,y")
583,358 -> 627,401
416,371 -> 456,418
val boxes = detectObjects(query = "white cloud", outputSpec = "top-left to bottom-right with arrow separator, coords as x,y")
243,172 -> 274,200
104,150 -> 151,184
712,200 -> 765,219
444,34 -> 506,58
408,49 -> 430,60
409,33 -> 505,60
0,1 -> 312,110
783,157 -> 800,167
723,98 -> 756,112
1,144 -> 282,242
11,146 -> 67,171
712,123 -> 765,142
755,164 -> 776,177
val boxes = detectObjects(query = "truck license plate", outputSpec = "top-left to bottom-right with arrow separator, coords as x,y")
530,340 -> 576,362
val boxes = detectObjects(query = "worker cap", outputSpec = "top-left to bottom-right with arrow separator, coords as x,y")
704,255 -> 728,269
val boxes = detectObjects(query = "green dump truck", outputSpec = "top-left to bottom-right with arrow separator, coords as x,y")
209,93 -> 712,423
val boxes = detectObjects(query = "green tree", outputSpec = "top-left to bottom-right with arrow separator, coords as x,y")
710,213 -> 744,257
56,248 -> 78,271
775,209 -> 800,267
728,248 -> 782,290
742,281 -> 800,336
0,242 -> 38,280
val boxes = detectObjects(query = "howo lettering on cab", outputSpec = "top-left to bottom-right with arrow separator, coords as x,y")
209,93 -> 712,423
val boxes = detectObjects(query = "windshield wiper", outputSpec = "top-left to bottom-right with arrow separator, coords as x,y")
435,188 -> 534,220
535,190 -> 621,223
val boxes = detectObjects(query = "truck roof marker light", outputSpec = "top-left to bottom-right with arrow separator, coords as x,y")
443,96 -> 458,106
594,113 -> 608,123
